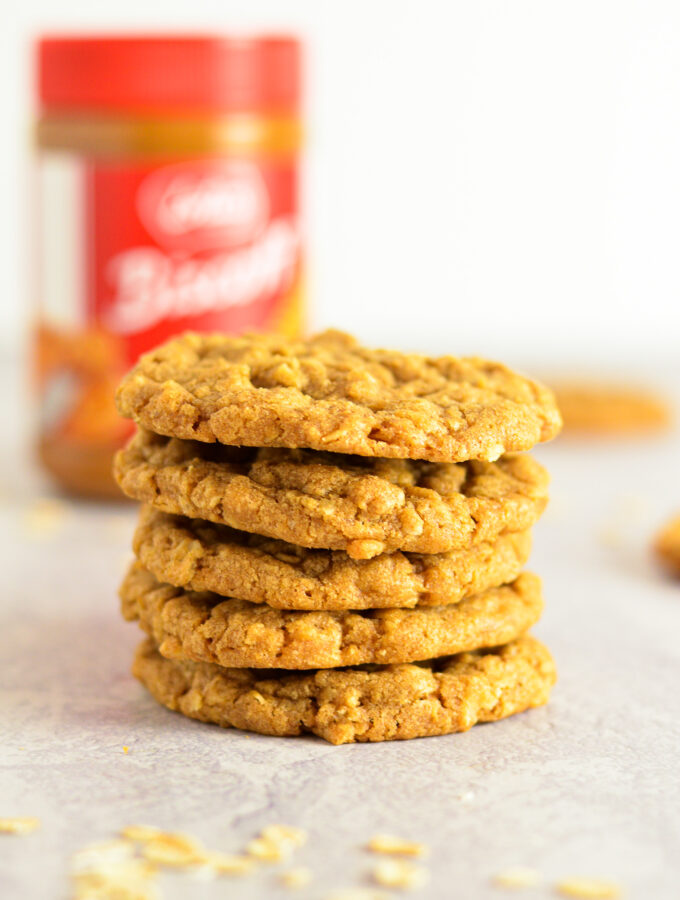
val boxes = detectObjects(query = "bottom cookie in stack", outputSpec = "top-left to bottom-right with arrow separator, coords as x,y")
120,560 -> 555,744
133,635 -> 555,745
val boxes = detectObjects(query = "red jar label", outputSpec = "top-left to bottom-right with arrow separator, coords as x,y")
35,153 -> 303,456
89,157 -> 301,361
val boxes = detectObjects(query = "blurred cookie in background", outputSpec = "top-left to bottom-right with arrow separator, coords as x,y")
653,514 -> 680,577
549,380 -> 672,436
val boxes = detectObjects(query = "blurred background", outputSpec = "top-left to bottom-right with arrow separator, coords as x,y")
3,0 -> 679,369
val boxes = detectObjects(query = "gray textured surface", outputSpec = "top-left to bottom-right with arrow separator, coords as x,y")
2,362 -> 680,899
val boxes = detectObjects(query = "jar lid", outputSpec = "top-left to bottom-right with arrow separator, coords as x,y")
37,35 -> 301,115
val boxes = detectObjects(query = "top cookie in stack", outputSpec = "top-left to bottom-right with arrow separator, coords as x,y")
116,329 -> 560,462
114,330 -> 561,744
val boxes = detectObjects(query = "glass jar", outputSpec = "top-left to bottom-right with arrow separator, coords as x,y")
34,35 -> 303,497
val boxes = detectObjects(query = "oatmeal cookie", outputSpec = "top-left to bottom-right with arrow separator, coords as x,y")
551,381 -> 671,435
133,506 -> 532,610
114,431 -> 549,559
653,514 -> 680,577
132,635 -> 555,744
116,330 -> 561,462
121,563 -> 543,669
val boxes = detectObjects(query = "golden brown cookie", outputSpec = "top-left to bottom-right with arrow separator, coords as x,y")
132,635 -> 556,744
653,514 -> 680,577
551,381 -> 671,435
115,330 -> 561,462
133,506 -> 532,610
120,563 -> 543,669
114,431 -> 549,560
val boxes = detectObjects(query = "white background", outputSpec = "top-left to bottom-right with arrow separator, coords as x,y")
2,0 -> 680,368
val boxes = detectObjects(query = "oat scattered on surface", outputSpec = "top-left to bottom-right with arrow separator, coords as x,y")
459,791 -> 475,803
23,498 -> 69,537
262,824 -> 307,845
72,859 -> 159,900
71,839 -> 158,900
126,828 -> 271,875
247,824 -> 307,862
0,817 -> 41,835
69,824 -> 285,898
204,852 -> 254,875
122,746 -> 129,754
372,857 -> 429,890
494,865 -> 542,888
366,835 -> 428,857
72,839 -> 137,872
246,837 -> 285,861
140,831 -> 206,867
120,825 -> 164,843
280,866 -> 313,888
555,878 -> 622,899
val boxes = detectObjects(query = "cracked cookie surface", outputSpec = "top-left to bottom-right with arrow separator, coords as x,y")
132,634 -> 556,744
133,506 -> 532,610
121,563 -> 543,669
116,330 -> 561,462
114,431 -> 549,559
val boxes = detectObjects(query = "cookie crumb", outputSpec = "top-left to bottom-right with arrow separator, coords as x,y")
555,878 -> 621,899
494,866 -> 541,888
280,866 -> 313,888
0,817 -> 41,835
367,835 -> 428,857
122,746 -> 129,754
372,858 -> 429,889
247,824 -> 307,862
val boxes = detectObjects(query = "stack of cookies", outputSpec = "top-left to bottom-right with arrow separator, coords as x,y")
113,330 -> 562,744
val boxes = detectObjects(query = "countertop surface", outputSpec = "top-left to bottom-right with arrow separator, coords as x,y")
2,359 -> 679,899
